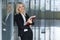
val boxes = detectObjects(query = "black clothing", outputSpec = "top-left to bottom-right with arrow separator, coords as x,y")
14,13 -> 33,40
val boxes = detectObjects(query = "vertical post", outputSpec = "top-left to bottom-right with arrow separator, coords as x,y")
29,0 -> 31,16
11,2 -> 14,40
0,0 -> 2,40
38,0 -> 40,38
34,0 -> 36,40
49,0 -> 51,40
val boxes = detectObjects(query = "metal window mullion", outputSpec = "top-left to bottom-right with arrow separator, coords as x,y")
0,0 -> 2,40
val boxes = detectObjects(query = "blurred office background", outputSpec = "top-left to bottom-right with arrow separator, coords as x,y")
0,0 -> 60,40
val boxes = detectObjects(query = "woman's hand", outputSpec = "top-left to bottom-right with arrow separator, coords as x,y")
24,15 -> 36,26
27,18 -> 32,24
24,18 -> 32,26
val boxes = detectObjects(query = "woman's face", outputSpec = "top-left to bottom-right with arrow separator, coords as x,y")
7,4 -> 12,13
17,4 -> 25,13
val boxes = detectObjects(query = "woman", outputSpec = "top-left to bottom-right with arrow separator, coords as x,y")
14,2 -> 36,40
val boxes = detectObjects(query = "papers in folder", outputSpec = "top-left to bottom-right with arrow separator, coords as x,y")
29,16 -> 36,20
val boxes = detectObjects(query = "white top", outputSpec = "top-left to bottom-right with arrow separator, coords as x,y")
21,13 -> 26,25
21,13 -> 28,32
5,12 -> 11,21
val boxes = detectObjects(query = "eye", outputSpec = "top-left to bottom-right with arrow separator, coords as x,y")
18,6 -> 21,8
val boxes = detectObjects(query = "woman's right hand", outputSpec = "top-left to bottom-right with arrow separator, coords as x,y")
24,18 -> 32,26
27,18 -> 33,24
24,15 -> 36,26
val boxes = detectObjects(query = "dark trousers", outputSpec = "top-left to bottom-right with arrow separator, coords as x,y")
20,29 -> 33,40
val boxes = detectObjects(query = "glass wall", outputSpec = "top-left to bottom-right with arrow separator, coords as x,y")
2,0 -> 14,40
1,0 -> 60,40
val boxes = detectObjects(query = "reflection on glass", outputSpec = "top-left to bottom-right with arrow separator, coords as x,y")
2,2 -> 13,40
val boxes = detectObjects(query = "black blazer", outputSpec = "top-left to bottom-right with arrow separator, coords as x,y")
14,13 -> 34,36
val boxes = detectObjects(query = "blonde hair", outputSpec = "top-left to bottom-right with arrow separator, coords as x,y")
16,6 -> 19,13
16,2 -> 25,14
7,2 -> 12,13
